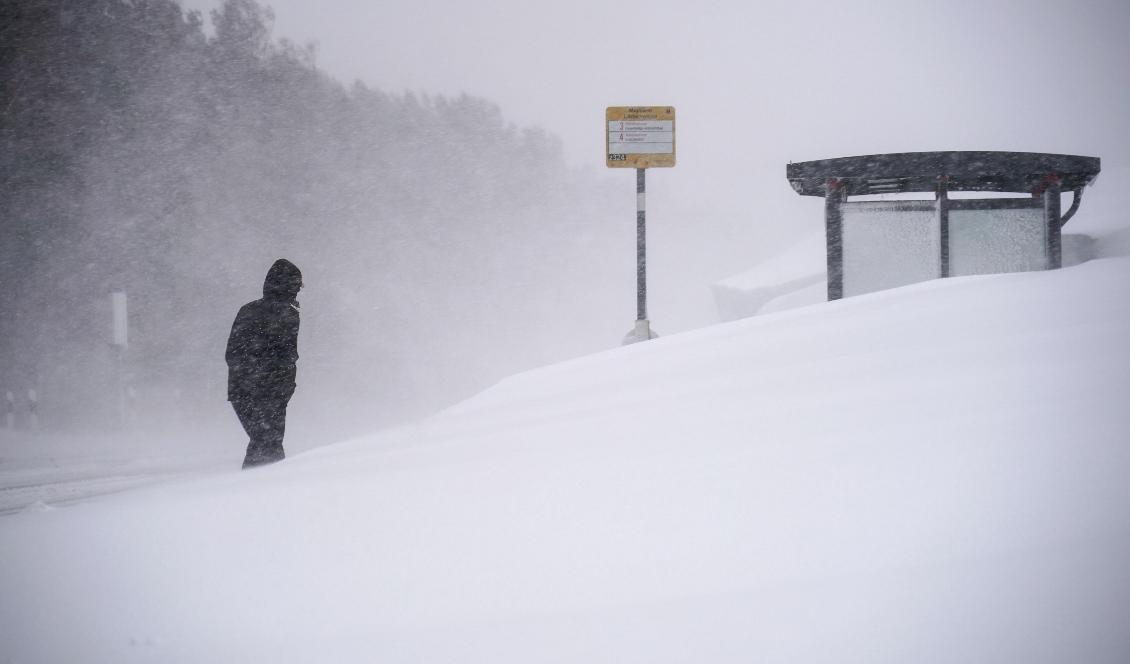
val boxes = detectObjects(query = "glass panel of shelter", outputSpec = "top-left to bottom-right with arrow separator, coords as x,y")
840,197 -> 1050,297
948,199 -> 1046,277
841,200 -> 938,297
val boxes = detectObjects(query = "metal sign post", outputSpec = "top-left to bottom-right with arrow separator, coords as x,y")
636,167 -> 647,323
606,106 -> 675,345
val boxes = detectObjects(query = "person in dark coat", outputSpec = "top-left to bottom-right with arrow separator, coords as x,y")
226,259 -> 302,469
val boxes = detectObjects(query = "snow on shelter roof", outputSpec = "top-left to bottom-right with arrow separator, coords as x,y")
786,151 -> 1100,197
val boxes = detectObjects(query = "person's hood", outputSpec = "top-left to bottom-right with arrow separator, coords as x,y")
263,259 -> 302,301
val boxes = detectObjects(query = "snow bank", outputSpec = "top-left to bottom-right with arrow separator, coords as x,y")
711,231 -> 825,321
2,254 -> 1129,663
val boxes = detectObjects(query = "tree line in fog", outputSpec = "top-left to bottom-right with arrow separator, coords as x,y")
1,0 -> 622,431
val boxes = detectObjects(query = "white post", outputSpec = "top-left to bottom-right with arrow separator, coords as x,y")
126,385 -> 138,430
112,292 -> 128,348
111,292 -> 128,429
4,391 -> 13,430
27,388 -> 39,433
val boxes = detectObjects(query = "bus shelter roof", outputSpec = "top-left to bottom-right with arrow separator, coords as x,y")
787,151 -> 1100,197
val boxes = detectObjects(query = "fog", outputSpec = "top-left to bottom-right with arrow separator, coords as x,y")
3,0 -> 1129,449
177,0 -> 1130,335
180,0 -> 1130,223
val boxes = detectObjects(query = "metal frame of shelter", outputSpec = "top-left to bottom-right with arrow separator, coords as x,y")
786,151 -> 1101,300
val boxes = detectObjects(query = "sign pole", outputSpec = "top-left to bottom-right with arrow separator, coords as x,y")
636,167 -> 647,323
607,106 -> 674,345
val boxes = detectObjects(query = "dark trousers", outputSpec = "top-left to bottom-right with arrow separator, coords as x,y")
232,398 -> 288,469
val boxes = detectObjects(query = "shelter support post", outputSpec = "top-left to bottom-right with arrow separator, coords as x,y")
824,178 -> 844,300
1043,176 -> 1062,269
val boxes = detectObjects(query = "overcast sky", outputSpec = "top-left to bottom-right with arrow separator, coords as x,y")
178,0 -> 1129,163
178,0 -> 1130,328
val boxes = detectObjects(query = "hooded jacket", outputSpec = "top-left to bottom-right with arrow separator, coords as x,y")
225,259 -> 302,402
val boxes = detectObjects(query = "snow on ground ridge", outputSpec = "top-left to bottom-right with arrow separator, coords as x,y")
1,254 -> 1129,663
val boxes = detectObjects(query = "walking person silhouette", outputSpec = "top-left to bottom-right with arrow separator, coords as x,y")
225,259 -> 302,469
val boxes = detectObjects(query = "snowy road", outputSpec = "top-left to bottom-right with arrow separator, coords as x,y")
0,467 -> 216,515
0,431 -> 235,515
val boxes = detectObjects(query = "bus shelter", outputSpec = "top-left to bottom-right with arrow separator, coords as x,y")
786,151 -> 1101,300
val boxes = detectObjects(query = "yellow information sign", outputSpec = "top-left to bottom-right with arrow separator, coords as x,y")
606,106 -> 676,168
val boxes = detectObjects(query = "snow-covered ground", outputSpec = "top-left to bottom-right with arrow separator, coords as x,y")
712,230 -> 826,320
0,431 -> 235,516
3,246 -> 1130,662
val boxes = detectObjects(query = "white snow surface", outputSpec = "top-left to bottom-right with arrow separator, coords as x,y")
3,256 -> 1130,663
712,230 -> 826,321
0,432 -> 233,516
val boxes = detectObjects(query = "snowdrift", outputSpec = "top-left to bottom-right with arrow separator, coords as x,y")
2,254 -> 1129,663
711,230 -> 826,320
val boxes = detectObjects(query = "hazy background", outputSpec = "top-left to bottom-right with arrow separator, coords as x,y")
3,0 -> 1128,449
179,0 -> 1130,326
